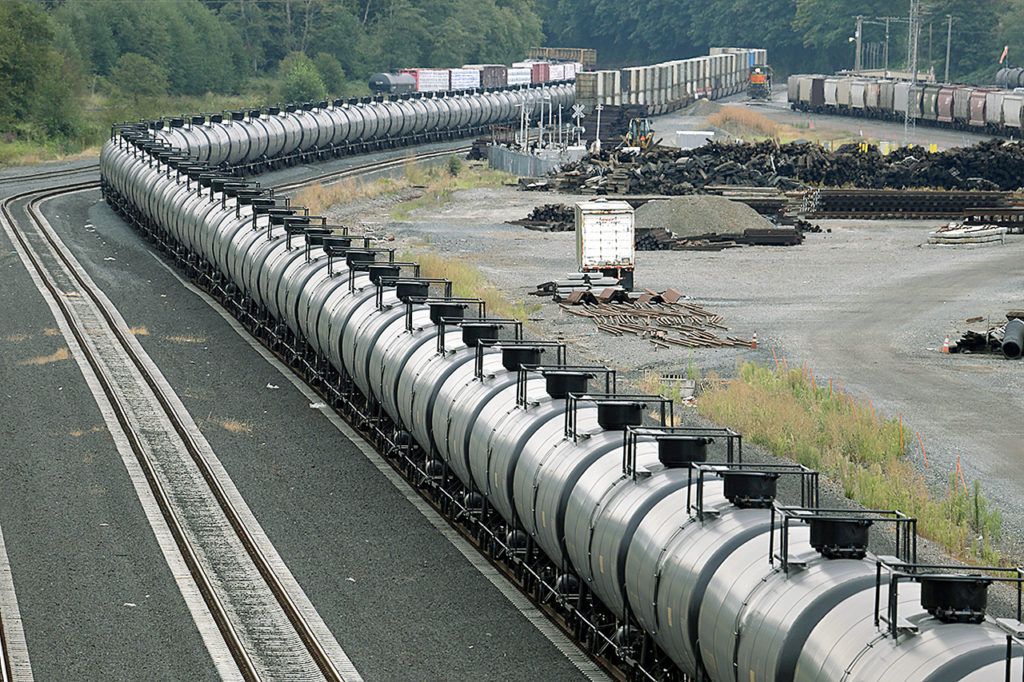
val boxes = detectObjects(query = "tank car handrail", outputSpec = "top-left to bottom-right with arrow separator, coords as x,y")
769,504 -> 916,575
563,392 -> 672,443
473,338 -> 563,378
686,462 -> 819,522
433,307 -> 505,353
514,364 -> 614,408
622,425 -> 742,482
874,558 -> 1024,642
404,296 -> 482,335
1006,634 -> 1024,682
373,273 -> 442,309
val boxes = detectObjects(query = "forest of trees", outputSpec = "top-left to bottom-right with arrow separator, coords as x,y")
2,0 -> 1023,159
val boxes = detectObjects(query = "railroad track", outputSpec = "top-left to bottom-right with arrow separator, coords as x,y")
0,163 -> 99,186
1,179 -> 352,682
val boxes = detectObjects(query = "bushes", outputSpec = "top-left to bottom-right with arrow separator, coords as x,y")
277,52 -> 327,103
111,54 -> 169,101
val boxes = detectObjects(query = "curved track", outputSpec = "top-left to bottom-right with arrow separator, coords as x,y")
1,181 -> 350,682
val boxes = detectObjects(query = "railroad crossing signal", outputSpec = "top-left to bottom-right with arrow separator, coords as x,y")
571,104 -> 587,146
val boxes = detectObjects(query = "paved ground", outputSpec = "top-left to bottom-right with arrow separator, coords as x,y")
0,185 -> 220,680
20,143 -> 593,680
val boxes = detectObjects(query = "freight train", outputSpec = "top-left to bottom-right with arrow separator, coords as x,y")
143,84 -> 574,173
370,62 -> 580,95
576,47 -> 768,117
99,85 -> 1023,680
788,74 -> 1024,135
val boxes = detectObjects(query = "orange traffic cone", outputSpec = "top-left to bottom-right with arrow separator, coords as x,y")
941,336 -> 950,353
751,332 -> 758,350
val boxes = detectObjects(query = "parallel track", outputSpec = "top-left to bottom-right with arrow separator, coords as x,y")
1,181 -> 345,682
0,164 -> 99,186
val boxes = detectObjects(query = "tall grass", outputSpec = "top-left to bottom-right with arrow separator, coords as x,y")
707,107 -> 784,139
400,250 -> 538,322
695,362 -> 1002,563
389,158 -> 514,220
293,176 -> 404,214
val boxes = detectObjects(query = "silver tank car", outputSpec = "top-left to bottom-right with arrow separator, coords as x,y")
100,81 -> 1024,680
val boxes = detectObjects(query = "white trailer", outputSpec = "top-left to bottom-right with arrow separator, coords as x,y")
575,199 -> 635,289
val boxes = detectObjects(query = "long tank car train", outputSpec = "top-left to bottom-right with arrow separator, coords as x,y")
99,82 -> 1024,681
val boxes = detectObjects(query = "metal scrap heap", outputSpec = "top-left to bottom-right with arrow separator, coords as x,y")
545,139 -> 1024,194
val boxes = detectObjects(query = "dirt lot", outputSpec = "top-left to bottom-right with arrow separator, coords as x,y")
326,180 -> 1024,560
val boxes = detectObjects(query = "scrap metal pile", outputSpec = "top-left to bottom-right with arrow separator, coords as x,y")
559,293 -> 752,349
950,315 -> 1024,358
541,139 -> 1024,195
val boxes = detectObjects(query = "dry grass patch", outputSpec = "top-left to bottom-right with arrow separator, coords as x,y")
691,362 -> 1002,563
214,418 -> 253,434
404,250 -> 539,323
390,158 -> 514,220
17,347 -> 70,366
294,176 -> 405,215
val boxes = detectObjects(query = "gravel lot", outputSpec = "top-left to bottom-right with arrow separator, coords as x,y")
345,178 -> 1024,572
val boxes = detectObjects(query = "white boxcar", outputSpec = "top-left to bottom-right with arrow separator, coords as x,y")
449,68 -> 480,90
507,67 -> 532,86
575,200 -> 635,273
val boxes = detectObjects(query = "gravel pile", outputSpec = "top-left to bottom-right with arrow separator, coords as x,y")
636,195 -> 773,238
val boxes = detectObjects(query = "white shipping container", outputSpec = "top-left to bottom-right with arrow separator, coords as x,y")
449,68 -> 480,90
507,67 -> 532,86
549,63 -> 567,81
575,200 -> 635,271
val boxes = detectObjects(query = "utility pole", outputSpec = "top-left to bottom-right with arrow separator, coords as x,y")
905,0 -> 921,144
944,15 -> 954,82
884,17 -> 890,74
855,15 -> 864,72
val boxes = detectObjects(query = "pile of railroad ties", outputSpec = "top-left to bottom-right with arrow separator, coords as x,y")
531,281 -> 751,349
540,139 -> 1024,194
949,314 -> 1024,359
544,280 -> 745,348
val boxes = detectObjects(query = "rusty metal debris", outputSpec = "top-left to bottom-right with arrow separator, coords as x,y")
561,299 -> 751,349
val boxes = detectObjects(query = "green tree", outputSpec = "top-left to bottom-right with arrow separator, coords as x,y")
111,53 -> 169,100
277,52 -> 327,102
0,0 -> 79,137
313,52 -> 347,95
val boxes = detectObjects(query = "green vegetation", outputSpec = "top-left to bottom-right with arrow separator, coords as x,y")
689,361 -> 1002,563
541,0 -> 1016,82
5,0 -> 1020,164
389,158 -> 514,220
405,250 -> 540,322
0,0 -> 542,166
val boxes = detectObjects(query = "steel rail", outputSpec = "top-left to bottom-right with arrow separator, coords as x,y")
3,180 -> 352,681
0,164 -> 99,186
1,180 -> 262,681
